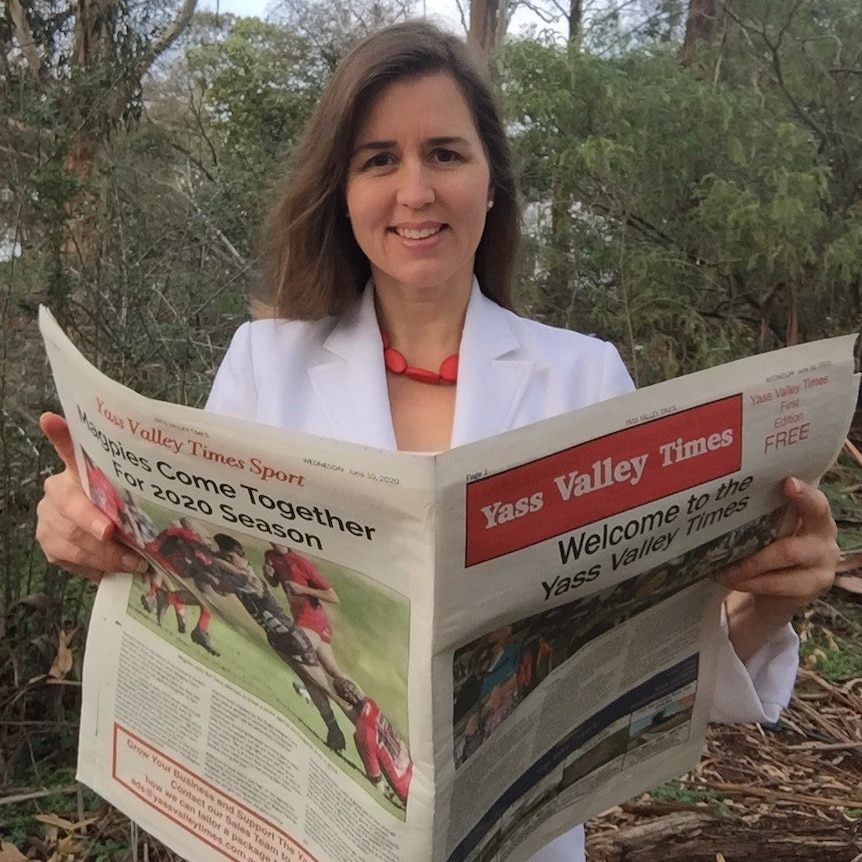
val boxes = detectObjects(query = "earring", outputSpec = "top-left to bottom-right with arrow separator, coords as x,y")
487,200 -> 494,210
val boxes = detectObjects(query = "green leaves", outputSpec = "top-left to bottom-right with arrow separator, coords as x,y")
187,17 -> 322,162
499,0 -> 862,381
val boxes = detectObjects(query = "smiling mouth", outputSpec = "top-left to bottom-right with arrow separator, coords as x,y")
393,225 -> 444,239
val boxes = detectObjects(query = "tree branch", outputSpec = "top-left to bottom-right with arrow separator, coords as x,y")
5,0 -> 51,90
108,0 -> 199,123
724,1 -> 829,146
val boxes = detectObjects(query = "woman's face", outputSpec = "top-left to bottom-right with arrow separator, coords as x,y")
345,72 -> 492,302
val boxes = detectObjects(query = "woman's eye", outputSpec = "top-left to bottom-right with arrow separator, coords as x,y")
434,149 -> 461,163
364,152 -> 393,169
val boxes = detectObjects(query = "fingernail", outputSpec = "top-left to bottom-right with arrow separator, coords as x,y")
787,477 -> 801,495
123,553 -> 147,573
90,517 -> 111,540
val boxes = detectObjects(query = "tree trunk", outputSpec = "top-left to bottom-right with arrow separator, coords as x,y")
785,284 -> 799,346
5,0 -> 50,88
569,0 -> 583,49
62,0 -> 118,265
543,0 -> 583,323
468,0 -> 501,61
680,0 -> 716,66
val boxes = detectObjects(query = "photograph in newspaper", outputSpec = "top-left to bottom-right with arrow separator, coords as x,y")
446,508 -> 784,861
82,442 -> 413,816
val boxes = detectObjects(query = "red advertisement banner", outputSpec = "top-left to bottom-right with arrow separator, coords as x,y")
465,396 -> 743,566
112,724 -> 317,862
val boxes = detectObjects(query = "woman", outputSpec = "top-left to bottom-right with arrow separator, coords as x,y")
36,20 -> 839,862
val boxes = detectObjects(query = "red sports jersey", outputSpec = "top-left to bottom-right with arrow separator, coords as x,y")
353,698 -> 412,805
265,550 -> 333,642
145,527 -> 210,575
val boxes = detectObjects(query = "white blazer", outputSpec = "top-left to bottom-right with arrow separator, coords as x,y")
206,280 -> 634,448
207,280 -> 798,862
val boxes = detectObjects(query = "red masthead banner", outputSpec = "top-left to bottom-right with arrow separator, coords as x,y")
464,395 -> 743,566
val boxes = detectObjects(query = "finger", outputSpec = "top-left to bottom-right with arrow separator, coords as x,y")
37,479 -> 149,573
57,562 -> 106,584
783,476 -> 837,539
58,551 -> 148,582
37,507 -> 148,578
40,412 -> 80,478
718,532 -> 821,582
717,565 -> 834,600
717,478 -> 839,583
716,532 -> 838,599
42,471 -> 114,542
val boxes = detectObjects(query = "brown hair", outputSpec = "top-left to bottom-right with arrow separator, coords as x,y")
254,20 -> 521,320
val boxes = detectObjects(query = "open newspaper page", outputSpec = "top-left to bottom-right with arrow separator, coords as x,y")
41,307 -> 858,862
40,309 -> 438,862
432,336 -> 860,862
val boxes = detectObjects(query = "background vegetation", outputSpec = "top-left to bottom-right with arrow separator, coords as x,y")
1,0 -> 860,857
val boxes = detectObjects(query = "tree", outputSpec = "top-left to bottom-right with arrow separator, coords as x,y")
0,4 -> 238,621
709,0 -> 862,346
270,0 -> 413,72
180,16 -> 325,254
4,0 -> 199,274
500,4 -> 859,384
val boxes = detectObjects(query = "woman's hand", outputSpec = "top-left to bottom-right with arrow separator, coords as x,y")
36,412 -> 148,582
716,476 -> 840,663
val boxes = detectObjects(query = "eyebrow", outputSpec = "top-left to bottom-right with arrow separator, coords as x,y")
350,136 -> 474,158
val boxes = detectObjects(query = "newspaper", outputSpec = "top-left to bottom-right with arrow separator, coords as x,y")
40,306 -> 859,862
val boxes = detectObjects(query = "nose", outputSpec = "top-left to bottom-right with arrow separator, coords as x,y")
395,159 -> 435,209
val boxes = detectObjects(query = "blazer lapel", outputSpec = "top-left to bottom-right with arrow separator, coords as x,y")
308,280 -> 533,450
450,283 -> 533,447
308,287 -> 398,449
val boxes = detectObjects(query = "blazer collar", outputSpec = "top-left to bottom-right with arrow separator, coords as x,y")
311,279 -> 532,450
451,280 -> 532,447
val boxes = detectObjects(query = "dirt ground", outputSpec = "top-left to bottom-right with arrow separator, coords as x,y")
587,666 -> 862,861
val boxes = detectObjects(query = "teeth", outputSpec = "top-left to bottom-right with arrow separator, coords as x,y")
396,226 -> 442,239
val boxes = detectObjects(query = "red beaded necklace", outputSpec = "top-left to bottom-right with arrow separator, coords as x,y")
381,333 -> 458,385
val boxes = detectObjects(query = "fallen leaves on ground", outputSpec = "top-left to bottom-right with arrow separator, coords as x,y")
587,669 -> 862,861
